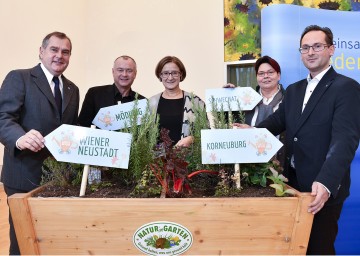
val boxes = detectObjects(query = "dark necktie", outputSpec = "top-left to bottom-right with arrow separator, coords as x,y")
53,76 -> 62,117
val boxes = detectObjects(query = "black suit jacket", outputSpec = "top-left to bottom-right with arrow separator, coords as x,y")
77,84 -> 145,127
258,67 -> 360,205
0,64 -> 79,191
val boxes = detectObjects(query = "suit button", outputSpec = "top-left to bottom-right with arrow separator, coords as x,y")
294,137 -> 298,142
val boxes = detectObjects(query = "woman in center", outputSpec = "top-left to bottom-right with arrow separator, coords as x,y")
149,56 -> 205,147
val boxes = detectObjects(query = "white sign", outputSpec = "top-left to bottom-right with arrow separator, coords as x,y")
205,87 -> 262,112
92,99 -> 148,130
201,128 -> 283,164
45,124 -> 132,168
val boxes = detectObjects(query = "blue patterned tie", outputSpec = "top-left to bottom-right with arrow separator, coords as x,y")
53,76 -> 62,118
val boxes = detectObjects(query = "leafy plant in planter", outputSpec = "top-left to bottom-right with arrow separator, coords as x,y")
149,128 -> 219,198
203,97 -> 295,197
41,157 -> 83,187
121,100 -> 159,182
40,95 -> 293,198
40,99 -> 159,195
131,94 -> 220,198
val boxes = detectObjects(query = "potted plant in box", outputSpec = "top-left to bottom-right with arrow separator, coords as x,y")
8,97 -> 314,255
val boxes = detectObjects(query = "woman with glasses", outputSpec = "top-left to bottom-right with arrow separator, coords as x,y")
224,55 -> 286,165
246,56 -> 285,126
149,56 -> 205,147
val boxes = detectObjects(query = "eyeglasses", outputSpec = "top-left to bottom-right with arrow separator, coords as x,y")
160,71 -> 181,78
299,43 -> 330,54
257,70 -> 277,77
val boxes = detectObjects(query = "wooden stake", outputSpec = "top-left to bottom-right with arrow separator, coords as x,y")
234,163 -> 241,189
79,125 -> 96,196
233,126 -> 241,189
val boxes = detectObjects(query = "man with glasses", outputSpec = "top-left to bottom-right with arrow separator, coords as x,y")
236,25 -> 360,254
268,25 -> 359,254
78,55 -> 145,127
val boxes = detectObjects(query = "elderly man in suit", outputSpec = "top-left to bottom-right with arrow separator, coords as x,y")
77,55 -> 145,127
0,31 -> 79,255
235,25 -> 360,254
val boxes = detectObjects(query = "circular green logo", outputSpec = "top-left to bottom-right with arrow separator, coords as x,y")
133,221 -> 193,255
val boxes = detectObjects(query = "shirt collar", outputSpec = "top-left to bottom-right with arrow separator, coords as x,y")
259,84 -> 280,104
40,63 -> 62,85
113,84 -> 135,98
307,65 -> 331,83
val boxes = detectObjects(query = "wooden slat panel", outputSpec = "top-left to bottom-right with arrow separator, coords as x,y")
14,196 -> 313,255
8,193 -> 40,255
289,192 -> 314,254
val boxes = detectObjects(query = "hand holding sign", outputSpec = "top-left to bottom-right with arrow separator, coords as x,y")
45,124 -> 132,169
201,128 -> 282,164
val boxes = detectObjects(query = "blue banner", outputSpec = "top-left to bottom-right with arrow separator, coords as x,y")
261,5 -> 360,254
261,4 -> 360,86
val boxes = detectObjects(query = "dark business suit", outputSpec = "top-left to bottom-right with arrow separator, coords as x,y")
0,64 -> 79,254
77,84 -> 145,127
257,67 -> 360,254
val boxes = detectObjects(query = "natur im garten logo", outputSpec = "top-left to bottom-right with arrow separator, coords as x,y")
133,221 -> 193,255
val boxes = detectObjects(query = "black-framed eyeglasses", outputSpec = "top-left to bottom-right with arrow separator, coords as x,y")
257,70 -> 277,77
160,71 -> 181,78
299,43 -> 330,54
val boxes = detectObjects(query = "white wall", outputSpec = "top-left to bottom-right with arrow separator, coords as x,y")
0,0 -> 224,165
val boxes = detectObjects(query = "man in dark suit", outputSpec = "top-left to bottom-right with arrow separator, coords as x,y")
77,55 -> 145,127
0,31 -> 79,255
253,25 -> 360,254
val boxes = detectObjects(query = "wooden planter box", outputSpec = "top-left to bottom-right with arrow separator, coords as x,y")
9,186 -> 313,255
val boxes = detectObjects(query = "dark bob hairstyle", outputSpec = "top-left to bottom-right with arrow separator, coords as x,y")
155,56 -> 186,82
254,55 -> 281,75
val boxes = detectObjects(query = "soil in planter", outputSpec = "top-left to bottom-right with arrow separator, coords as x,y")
34,175 -> 276,198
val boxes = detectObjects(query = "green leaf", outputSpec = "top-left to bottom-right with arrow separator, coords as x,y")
269,184 -> 285,197
284,189 -> 296,196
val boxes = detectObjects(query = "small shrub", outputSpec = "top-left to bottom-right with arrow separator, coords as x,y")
41,157 -> 83,187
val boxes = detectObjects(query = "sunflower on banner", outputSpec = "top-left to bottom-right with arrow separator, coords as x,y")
224,0 -> 355,62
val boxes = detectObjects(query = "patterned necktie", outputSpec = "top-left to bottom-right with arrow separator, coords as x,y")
53,76 -> 62,118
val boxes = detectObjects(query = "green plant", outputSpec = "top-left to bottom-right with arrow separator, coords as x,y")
130,166 -> 162,198
210,96 -> 228,129
120,99 -> 159,183
214,168 -> 237,197
41,157 -> 83,187
210,96 -> 245,129
41,98 -> 159,190
206,98 -> 291,197
267,166 -> 296,197
89,181 -> 113,192
149,128 -> 218,198
187,94 -> 212,172
241,162 -> 274,187
41,92 -> 292,198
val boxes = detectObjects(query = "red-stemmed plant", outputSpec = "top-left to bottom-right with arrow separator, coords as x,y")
150,128 -> 218,198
